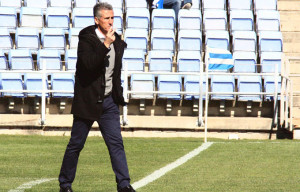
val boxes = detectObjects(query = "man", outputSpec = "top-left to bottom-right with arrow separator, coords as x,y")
58,3 -> 135,192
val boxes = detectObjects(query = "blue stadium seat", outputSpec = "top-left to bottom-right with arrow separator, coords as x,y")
211,75 -> 235,100
41,28 -> 66,50
100,0 -> 123,10
24,0 -> 48,9
0,73 -> 24,97
205,30 -> 230,50
260,52 -> 282,73
37,49 -> 62,70
46,7 -> 70,29
232,31 -> 257,52
126,8 -> 150,30
68,28 -> 81,49
256,10 -> 280,32
184,75 -> 207,100
0,7 -> 17,31
264,76 -> 281,101
254,0 -> 277,11
49,0 -> 72,9
151,29 -> 175,53
178,30 -> 202,51
0,28 -> 13,52
233,51 -> 257,73
65,49 -> 77,71
24,73 -> 49,97
74,0 -> 97,8
178,9 -> 202,30
20,7 -> 44,28
122,49 -> 145,71
130,74 -> 155,99
72,8 -> 94,29
148,50 -> 173,72
113,8 -> 123,34
9,49 -> 34,70
228,0 -> 252,10
237,75 -> 262,102
124,28 -> 148,53
230,10 -> 254,33
0,0 -> 21,9
203,9 -> 227,31
152,9 -> 176,30
125,0 -> 147,9
0,50 -> 8,70
258,31 -> 283,53
157,75 -> 182,100
202,0 -> 226,10
15,28 -> 40,51
177,51 -> 202,72
191,0 -> 201,9
50,73 -> 74,98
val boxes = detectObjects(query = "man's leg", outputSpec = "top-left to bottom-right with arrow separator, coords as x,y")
163,0 -> 181,20
59,116 -> 93,188
97,95 -> 131,190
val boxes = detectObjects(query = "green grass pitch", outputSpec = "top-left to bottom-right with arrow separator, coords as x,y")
1,135 -> 300,192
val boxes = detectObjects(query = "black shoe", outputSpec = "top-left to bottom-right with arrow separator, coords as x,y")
118,185 -> 136,192
60,186 -> 73,192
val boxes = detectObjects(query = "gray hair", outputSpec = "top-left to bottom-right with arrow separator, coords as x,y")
93,2 -> 113,18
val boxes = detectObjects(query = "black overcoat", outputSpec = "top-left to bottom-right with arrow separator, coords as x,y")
71,25 -> 127,121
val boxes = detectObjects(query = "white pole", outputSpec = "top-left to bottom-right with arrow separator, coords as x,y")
198,62 -> 203,126
41,59 -> 46,126
204,62 -> 209,143
122,61 -> 128,126
273,63 -> 278,127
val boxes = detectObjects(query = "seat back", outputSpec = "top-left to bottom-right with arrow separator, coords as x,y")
9,49 -> 34,70
20,7 -> 44,28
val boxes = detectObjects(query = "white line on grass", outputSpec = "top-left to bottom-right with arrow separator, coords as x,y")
8,178 -> 56,192
132,142 -> 213,190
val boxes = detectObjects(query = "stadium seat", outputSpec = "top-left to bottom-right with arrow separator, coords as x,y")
50,73 -> 74,98
230,10 -> 254,33
205,47 -> 233,72
24,0 -> 48,9
0,50 -> 8,70
126,8 -> 150,30
260,52 -> 282,73
254,0 -> 277,11
100,0 -> 123,10
178,9 -> 202,30
122,49 -> 145,71
202,0 -> 226,10
0,7 -> 17,30
125,0 -> 147,9
15,28 -> 40,52
74,0 -> 97,8
157,75 -> 182,100
148,50 -> 173,72
8,49 -> 34,70
37,49 -> 62,70
211,75 -> 235,100
20,7 -> 44,28
264,76 -> 281,101
72,8 -> 94,29
184,75 -> 207,100
191,0 -> 201,9
151,29 -> 175,53
49,0 -> 72,9
177,51 -> 202,72
233,51 -> 257,73
124,28 -> 148,53
228,0 -> 252,10
113,8 -> 123,34
41,28 -> 66,50
237,75 -> 262,102
205,30 -> 230,50
232,31 -> 257,52
178,30 -> 202,51
256,10 -> 280,32
46,7 -> 70,29
130,74 -> 155,99
0,0 -> 21,9
68,28 -> 81,49
151,9 -> 176,30
0,28 -> 13,52
65,49 -> 77,71
203,9 -> 227,31
0,73 -> 24,97
258,31 -> 283,53
24,73 -> 49,97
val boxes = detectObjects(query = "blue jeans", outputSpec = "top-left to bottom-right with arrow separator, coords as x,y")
163,0 -> 193,21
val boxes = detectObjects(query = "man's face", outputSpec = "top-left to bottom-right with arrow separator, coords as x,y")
95,9 -> 114,35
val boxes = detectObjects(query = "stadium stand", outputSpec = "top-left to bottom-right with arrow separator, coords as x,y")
20,7 -> 44,28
